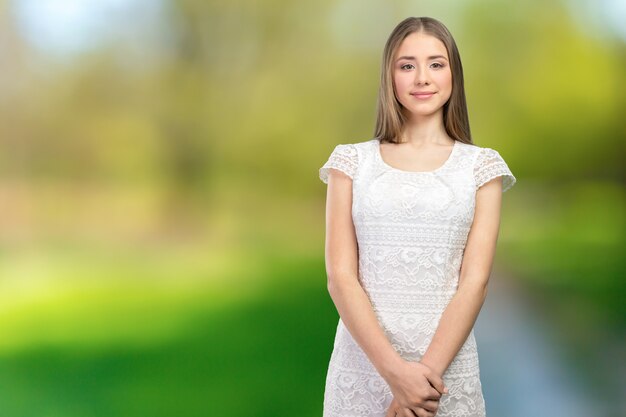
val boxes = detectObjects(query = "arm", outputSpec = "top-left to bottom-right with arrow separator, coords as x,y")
420,176 -> 504,377
324,168 -> 447,414
323,168 -> 404,377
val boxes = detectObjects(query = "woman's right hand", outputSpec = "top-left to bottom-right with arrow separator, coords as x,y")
383,360 -> 448,416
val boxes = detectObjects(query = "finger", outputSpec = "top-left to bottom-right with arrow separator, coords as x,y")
425,373 -> 448,395
426,386 -> 442,401
409,407 -> 431,417
417,407 -> 436,417
420,399 -> 440,413
402,407 -> 418,417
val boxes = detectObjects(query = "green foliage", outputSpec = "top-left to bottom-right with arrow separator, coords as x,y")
0,254 -> 336,417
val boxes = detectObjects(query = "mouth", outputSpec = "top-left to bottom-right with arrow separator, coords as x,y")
410,92 -> 436,99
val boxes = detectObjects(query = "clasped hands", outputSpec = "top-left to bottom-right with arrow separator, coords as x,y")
384,360 -> 448,417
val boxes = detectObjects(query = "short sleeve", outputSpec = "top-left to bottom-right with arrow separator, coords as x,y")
473,148 -> 516,192
319,144 -> 359,184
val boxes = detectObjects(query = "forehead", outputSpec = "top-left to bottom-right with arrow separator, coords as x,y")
395,32 -> 448,59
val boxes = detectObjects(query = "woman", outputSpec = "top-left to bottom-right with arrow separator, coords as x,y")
319,16 -> 516,417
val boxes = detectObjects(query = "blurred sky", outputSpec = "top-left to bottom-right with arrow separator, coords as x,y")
11,0 -> 626,59
11,0 -> 169,62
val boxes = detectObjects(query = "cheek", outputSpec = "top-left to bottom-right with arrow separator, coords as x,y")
438,71 -> 453,88
394,75 -> 415,97
393,73 -> 405,88
395,69 -> 415,81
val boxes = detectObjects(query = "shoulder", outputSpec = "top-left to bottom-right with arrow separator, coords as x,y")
472,145 -> 511,165
327,138 -> 377,160
343,138 -> 378,151
467,143 -> 516,192
456,142 -> 509,164
455,142 -> 491,157
318,139 -> 376,184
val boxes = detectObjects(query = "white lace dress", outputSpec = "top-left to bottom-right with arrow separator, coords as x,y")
319,138 -> 516,417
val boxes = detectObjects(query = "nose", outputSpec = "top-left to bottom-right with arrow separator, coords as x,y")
414,66 -> 430,85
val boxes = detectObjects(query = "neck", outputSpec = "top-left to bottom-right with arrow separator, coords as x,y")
400,109 -> 450,145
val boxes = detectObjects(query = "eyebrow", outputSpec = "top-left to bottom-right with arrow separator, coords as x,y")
396,55 -> 448,62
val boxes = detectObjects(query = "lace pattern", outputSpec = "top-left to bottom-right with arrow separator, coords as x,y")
319,144 -> 359,183
319,139 -> 515,416
473,148 -> 516,192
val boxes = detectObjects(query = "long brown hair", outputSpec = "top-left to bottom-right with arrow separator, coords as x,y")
373,17 -> 473,145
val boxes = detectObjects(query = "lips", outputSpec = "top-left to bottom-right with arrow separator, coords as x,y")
411,92 -> 435,99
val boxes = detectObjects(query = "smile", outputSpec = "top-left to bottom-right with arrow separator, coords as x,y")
411,93 -> 435,99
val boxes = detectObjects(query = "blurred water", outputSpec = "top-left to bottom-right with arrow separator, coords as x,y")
475,272 -> 622,417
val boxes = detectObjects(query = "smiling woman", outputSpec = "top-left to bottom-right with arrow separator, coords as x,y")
319,16 -> 516,417
392,32 -> 453,127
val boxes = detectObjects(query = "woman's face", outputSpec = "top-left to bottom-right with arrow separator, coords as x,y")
392,32 -> 452,118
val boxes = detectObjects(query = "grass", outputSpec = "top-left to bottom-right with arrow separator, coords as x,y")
0,251 -> 339,417
0,218 -> 622,416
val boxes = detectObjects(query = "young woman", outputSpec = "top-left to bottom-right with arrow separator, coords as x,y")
319,17 -> 516,417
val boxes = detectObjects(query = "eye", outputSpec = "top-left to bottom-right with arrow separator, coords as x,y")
431,62 -> 445,69
400,63 -> 414,70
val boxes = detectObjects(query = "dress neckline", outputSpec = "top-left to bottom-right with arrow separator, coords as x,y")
375,139 -> 458,174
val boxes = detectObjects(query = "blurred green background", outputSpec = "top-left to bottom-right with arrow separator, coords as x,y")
0,0 -> 624,416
